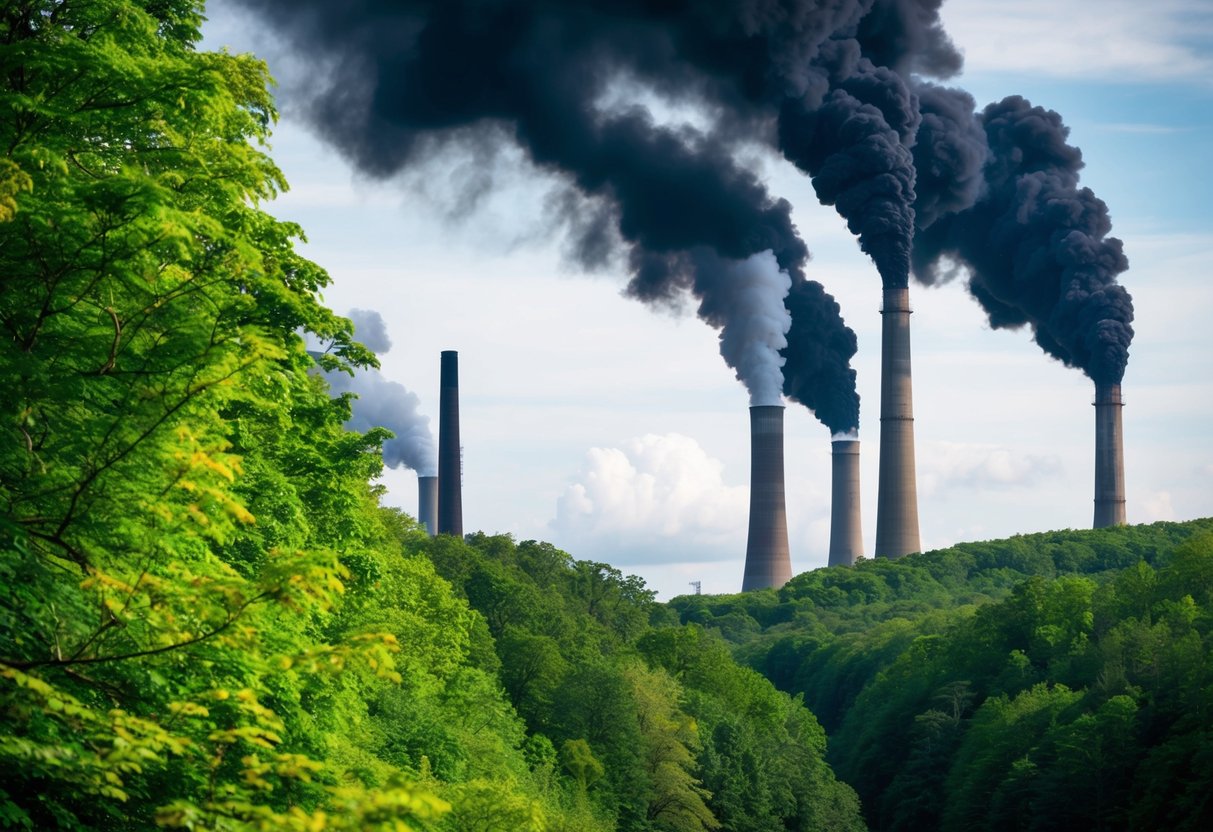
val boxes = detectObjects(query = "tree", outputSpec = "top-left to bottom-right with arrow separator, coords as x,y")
0,2 -> 426,826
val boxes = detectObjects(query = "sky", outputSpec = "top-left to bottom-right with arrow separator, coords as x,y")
201,0 -> 1213,599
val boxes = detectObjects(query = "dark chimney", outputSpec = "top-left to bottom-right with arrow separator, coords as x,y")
437,350 -> 462,536
875,286 -> 921,558
1093,382 -> 1127,528
742,405 -> 792,591
829,438 -> 864,566
417,475 -> 438,536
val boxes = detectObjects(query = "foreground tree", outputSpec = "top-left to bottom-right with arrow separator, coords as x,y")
0,2 -> 444,827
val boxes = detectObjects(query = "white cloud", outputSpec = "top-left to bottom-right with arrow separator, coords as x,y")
943,0 -> 1213,83
919,441 -> 1063,497
1141,491 -> 1177,522
549,434 -> 748,565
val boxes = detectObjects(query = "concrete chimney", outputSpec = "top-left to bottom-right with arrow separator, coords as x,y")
829,438 -> 864,567
1093,382 -> 1127,528
437,350 -> 463,536
417,475 -> 438,536
874,286 -> 921,558
742,405 -> 793,591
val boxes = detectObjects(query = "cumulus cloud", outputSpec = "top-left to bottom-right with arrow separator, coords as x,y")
919,442 -> 1062,497
1141,491 -> 1177,522
549,434 -> 748,565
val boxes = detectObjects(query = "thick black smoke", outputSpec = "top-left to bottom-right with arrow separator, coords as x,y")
231,0 -> 874,429
781,277 -> 860,433
233,0 -> 1133,412
910,82 -> 988,232
911,96 -> 1133,384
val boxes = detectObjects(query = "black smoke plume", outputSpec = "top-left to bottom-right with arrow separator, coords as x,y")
911,96 -> 1134,384
230,0 -> 868,429
233,0 -> 1133,409
910,82 -> 988,232
781,277 -> 860,433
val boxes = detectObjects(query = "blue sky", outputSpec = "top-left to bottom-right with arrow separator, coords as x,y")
203,0 -> 1213,598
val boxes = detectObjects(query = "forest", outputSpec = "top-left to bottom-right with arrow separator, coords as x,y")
672,520 -> 1213,831
2,2 -> 1211,830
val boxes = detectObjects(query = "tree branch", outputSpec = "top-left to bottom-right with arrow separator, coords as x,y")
0,589 -> 274,671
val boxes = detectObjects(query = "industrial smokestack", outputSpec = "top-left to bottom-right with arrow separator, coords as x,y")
437,350 -> 462,537
1093,382 -> 1127,528
417,475 -> 438,536
742,405 -> 792,591
829,437 -> 864,567
875,286 -> 921,558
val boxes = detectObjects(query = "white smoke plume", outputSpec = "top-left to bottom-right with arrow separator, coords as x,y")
698,250 -> 792,406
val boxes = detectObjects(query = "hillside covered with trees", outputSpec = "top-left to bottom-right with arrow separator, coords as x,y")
671,521 -> 1213,831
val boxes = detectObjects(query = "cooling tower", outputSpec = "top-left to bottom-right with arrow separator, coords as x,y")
1093,382 -> 1127,528
829,438 -> 864,567
437,350 -> 463,536
417,475 -> 438,536
742,405 -> 793,591
874,286 -> 921,558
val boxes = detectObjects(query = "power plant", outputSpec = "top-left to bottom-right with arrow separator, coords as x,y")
828,437 -> 863,567
437,350 -> 463,537
417,475 -> 438,536
1093,382 -> 1127,528
874,286 -> 921,559
741,405 -> 793,591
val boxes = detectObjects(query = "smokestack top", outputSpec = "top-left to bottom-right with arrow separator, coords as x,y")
831,438 -> 861,453
441,350 -> 459,387
880,286 -> 913,315
1094,382 -> 1124,406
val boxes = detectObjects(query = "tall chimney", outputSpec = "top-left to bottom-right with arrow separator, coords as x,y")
1093,382 -> 1127,528
417,475 -> 438,536
437,350 -> 463,536
829,438 -> 864,567
742,405 -> 792,591
874,286 -> 921,558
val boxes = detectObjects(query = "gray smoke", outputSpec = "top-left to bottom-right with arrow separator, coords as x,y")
318,309 -> 437,475
346,307 -> 393,354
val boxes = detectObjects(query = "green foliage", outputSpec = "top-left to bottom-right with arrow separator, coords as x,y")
419,532 -> 866,831
675,521 -> 1213,830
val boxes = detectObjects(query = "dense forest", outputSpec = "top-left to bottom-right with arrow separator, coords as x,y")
671,521 -> 1213,831
3,2 -> 1212,830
